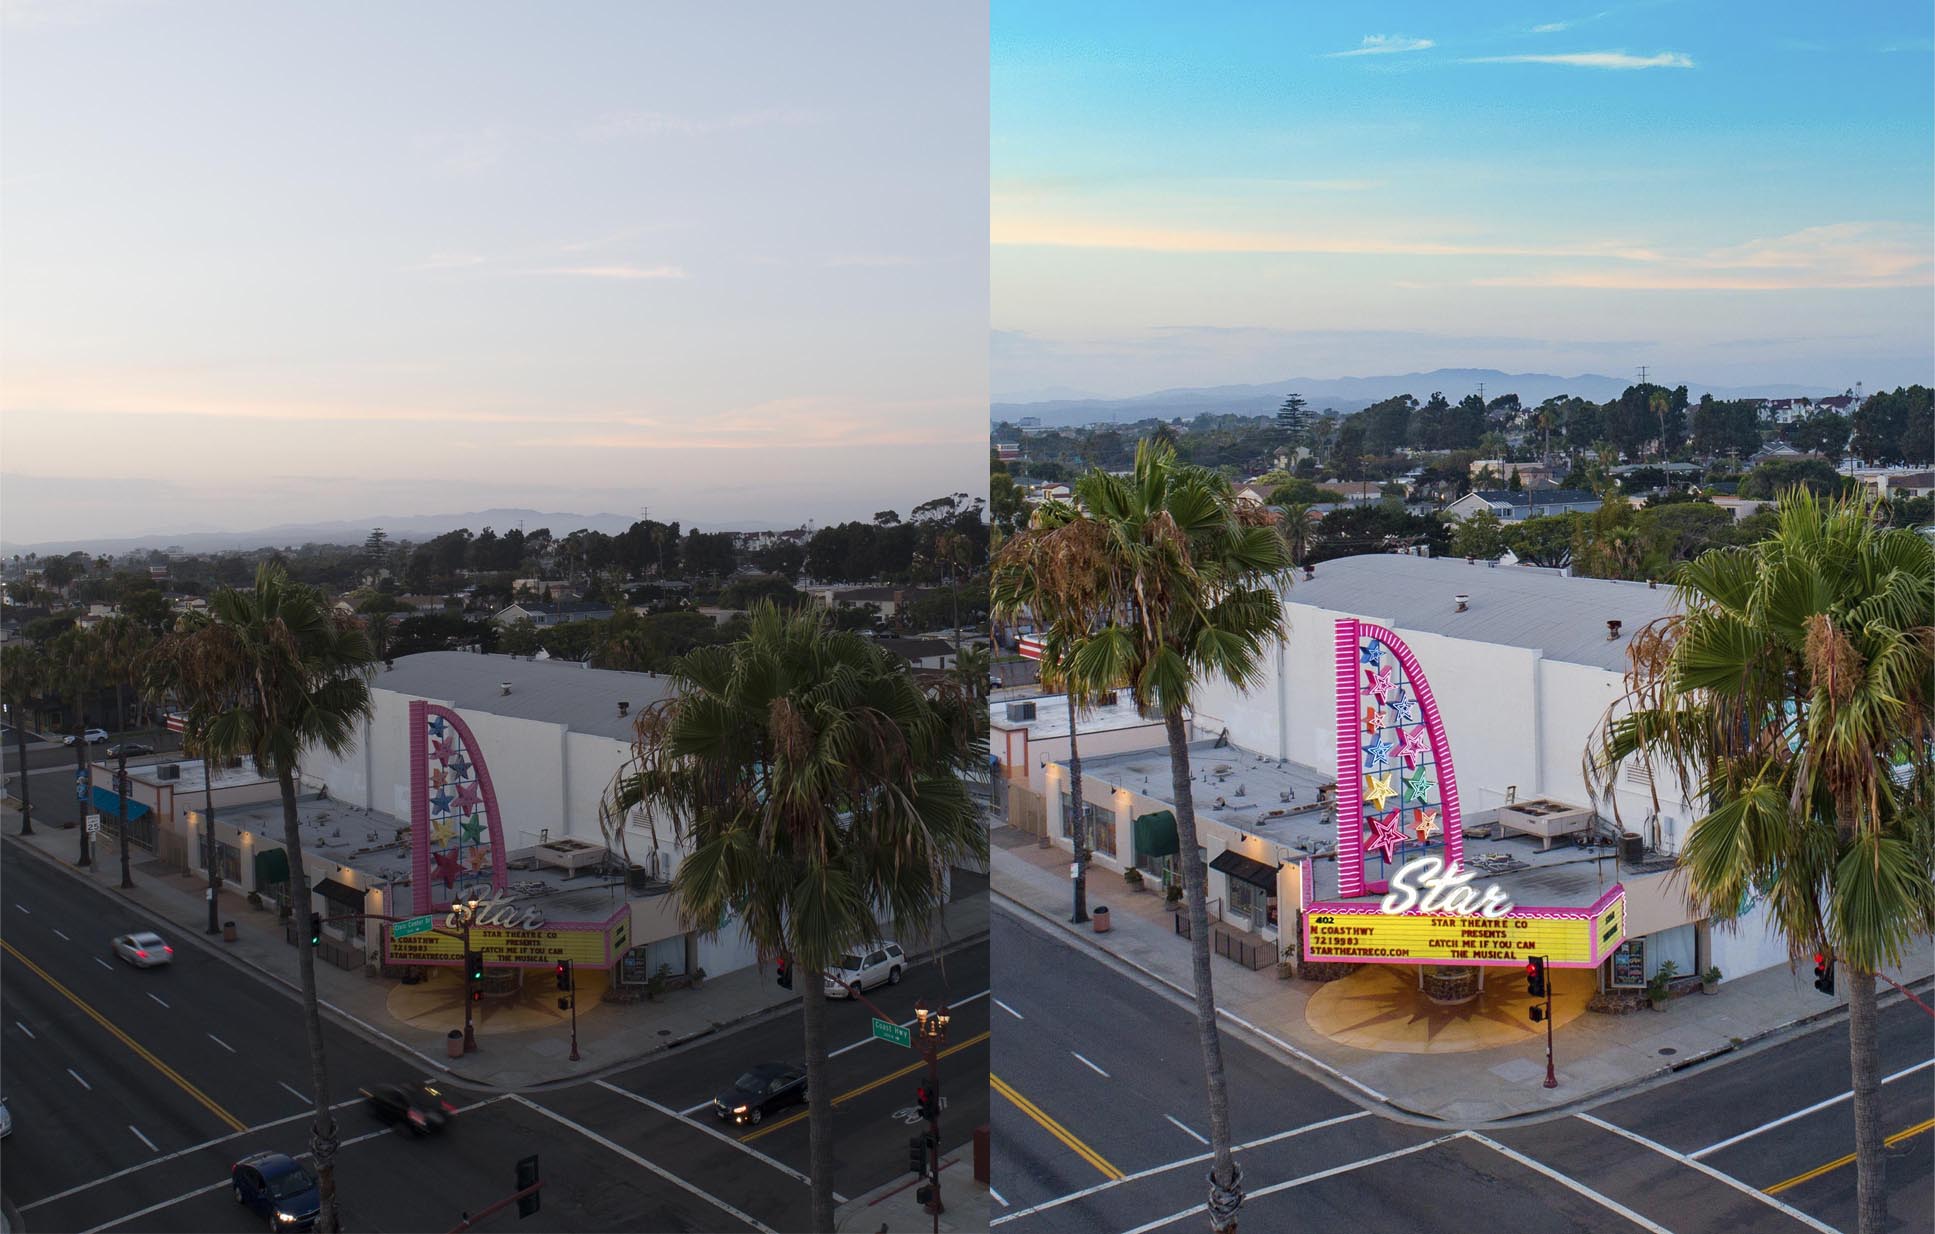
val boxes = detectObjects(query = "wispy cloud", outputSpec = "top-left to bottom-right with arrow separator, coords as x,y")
993,217 -> 1660,262
1468,50 -> 1694,69
1325,34 -> 1434,58
515,264 -> 687,280
1531,22 -> 1572,33
1475,222 -> 1932,290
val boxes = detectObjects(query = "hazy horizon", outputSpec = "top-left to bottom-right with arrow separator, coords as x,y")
1,2 -> 989,544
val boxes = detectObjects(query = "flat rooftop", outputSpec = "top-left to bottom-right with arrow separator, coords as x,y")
117,757 -> 271,795
214,796 -> 640,923
377,650 -> 677,742
991,692 -> 1167,740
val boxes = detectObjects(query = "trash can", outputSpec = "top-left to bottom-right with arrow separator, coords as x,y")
1092,906 -> 1110,933
222,920 -> 237,943
446,1030 -> 464,1059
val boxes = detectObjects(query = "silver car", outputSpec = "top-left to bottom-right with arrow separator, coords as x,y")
111,931 -> 174,968
823,942 -> 906,997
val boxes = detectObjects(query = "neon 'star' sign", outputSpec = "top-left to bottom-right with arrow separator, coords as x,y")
1378,856 -> 1515,919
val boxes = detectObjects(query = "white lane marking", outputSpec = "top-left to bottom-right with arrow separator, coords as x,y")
594,1080 -> 848,1203
995,998 -> 1025,1019
279,1081 -> 311,1106
1574,1113 -> 1842,1234
1116,1133 -> 1462,1234
94,957 -> 112,970
1688,1056 -> 1935,1160
68,1068 -> 91,1090
128,1125 -> 156,1152
1464,1133 -> 1674,1234
680,1098 -> 714,1116
512,1094 -> 775,1233
14,904 -> 28,914
990,1186 -> 1009,1207
205,1033 -> 235,1053
53,928 -> 68,940
1217,1009 -> 1392,1105
147,993 -> 168,1009
79,1180 -> 227,1234
990,1110 -> 1372,1227
1072,1051 -> 1111,1079
22,1098 -> 361,1213
1163,1114 -> 1207,1145
15,1021 -> 35,1039
829,987 -> 992,1059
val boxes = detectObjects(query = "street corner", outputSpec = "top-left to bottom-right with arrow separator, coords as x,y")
1305,963 -> 1595,1055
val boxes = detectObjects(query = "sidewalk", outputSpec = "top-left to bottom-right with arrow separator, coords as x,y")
1,807 -> 989,1089
992,827 -> 1933,1125
834,1147 -> 989,1233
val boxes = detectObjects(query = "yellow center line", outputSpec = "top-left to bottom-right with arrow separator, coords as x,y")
739,1029 -> 992,1144
991,1072 -> 1124,1181
1,937 -> 248,1133
1766,1117 -> 1935,1195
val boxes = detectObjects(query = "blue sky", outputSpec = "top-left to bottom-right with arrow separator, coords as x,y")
993,2 -> 1934,399
1,2 -> 986,544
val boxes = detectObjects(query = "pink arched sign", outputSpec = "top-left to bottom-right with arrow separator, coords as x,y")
1334,617 -> 1465,897
409,700 -> 509,913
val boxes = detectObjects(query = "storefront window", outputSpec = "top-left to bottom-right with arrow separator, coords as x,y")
1083,803 -> 1116,857
1229,878 -> 1266,929
1059,790 -> 1074,839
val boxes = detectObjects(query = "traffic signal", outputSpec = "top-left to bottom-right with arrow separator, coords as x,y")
907,1134 -> 930,1177
916,1083 -> 939,1120
1530,1004 -> 1546,1023
1813,952 -> 1835,996
471,987 -> 484,1003
776,957 -> 792,989
1526,955 -> 1547,999
467,951 -> 485,983
515,1154 -> 541,1218
556,959 -> 573,991
309,920 -> 322,948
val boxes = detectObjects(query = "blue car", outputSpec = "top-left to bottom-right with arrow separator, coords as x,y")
232,1151 -> 320,1231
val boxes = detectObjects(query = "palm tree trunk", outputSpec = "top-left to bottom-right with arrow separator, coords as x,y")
1847,963 -> 1887,1234
16,721 -> 32,835
276,763 -> 342,1232
1163,708 -> 1241,1232
801,963 -> 836,1233
1068,684 -> 1089,923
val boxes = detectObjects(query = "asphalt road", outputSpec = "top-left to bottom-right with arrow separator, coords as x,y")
3,725 -> 185,833
2,829 -> 991,1233
988,900 -> 1933,1234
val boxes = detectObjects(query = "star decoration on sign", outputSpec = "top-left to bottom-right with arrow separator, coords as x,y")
1388,692 -> 1419,726
1366,664 -> 1398,704
1404,771 -> 1434,806
1367,811 -> 1405,864
428,716 -> 447,738
466,847 -> 490,872
454,781 -> 484,813
430,788 -> 454,816
460,815 -> 486,845
448,756 -> 471,781
1359,641 -> 1384,668
1397,726 -> 1432,768
1363,704 -> 1383,735
431,818 -> 456,846
1363,734 -> 1395,768
432,850 -> 462,887
1364,772 -> 1398,811
1414,808 -> 1440,843
430,767 -> 449,788
431,738 -> 458,767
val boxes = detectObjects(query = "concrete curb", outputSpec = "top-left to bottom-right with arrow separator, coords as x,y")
993,886 -> 1931,1130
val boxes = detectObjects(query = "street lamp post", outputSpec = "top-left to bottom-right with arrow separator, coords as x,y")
202,729 -> 221,934
453,897 -> 481,1054
74,736 -> 90,867
15,716 -> 32,837
913,999 -> 951,1230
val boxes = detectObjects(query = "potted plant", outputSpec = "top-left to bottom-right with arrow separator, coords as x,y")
246,890 -> 264,910
691,966 -> 707,990
1701,966 -> 1721,995
1123,866 -> 1145,891
647,963 -> 671,1001
1164,883 -> 1183,911
1646,960 -> 1679,1010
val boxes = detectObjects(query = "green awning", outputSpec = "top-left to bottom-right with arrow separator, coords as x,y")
1133,810 -> 1179,858
253,847 -> 290,886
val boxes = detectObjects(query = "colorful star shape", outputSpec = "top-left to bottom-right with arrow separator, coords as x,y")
466,847 -> 490,871
432,850 -> 462,886
448,755 -> 471,781
459,815 -> 486,844
1359,641 -> 1384,668
431,818 -> 456,846
431,738 -> 458,767
1404,771 -> 1434,806
1366,664 -> 1398,703
428,716 -> 447,737
454,781 -> 484,812
1366,811 -> 1405,864
1397,725 -> 1432,768
430,788 -> 454,816
1388,692 -> 1419,726
1413,808 -> 1440,843
1363,734 -> 1395,768
429,767 -> 449,788
1364,772 -> 1398,811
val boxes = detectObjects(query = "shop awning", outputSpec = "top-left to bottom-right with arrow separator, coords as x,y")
89,786 -> 151,821
253,847 -> 290,887
1132,810 -> 1179,858
1209,849 -> 1279,891
313,877 -> 366,904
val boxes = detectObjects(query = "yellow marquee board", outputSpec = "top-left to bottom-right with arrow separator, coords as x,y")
383,907 -> 630,970
1303,886 -> 1625,969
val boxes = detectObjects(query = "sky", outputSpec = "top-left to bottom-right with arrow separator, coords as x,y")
0,1 -> 988,547
992,2 -> 1935,400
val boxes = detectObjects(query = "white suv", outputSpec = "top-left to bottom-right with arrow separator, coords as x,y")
823,942 -> 906,998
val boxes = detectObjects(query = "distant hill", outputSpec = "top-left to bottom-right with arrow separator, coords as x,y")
0,508 -> 728,559
992,368 -> 1839,427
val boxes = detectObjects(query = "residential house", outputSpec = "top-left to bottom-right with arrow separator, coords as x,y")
493,600 -> 615,627
1443,489 -> 1602,522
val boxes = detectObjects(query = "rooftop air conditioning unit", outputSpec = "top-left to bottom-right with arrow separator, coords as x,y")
156,763 -> 181,781
1005,702 -> 1038,723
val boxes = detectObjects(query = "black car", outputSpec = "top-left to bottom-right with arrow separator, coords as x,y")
713,1063 -> 806,1126
361,1081 -> 457,1134
232,1151 -> 320,1230
106,742 -> 154,758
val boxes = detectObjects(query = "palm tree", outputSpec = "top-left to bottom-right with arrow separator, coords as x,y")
1591,492 -> 1934,1234
149,562 -> 374,1233
2,642 -> 46,834
599,603 -> 980,1233
1274,501 -> 1320,569
991,510 -> 1118,922
1068,440 -> 1293,1232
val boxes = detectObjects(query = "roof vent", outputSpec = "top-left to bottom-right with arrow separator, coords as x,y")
499,681 -> 512,695
1647,578 -> 1657,590
1301,564 -> 1315,580
1606,620 -> 1623,641
1454,594 -> 1470,612
618,700 -> 630,717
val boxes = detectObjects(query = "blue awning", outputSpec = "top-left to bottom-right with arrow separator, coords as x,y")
90,785 -> 151,821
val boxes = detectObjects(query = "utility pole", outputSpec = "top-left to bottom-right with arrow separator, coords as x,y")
913,1000 -> 951,1229
202,723 -> 222,933
116,748 -> 133,889
15,716 -> 31,836
75,737 -> 91,867
1636,365 -> 1649,388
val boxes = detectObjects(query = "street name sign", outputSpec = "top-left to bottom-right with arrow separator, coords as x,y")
391,915 -> 435,939
871,1018 -> 911,1049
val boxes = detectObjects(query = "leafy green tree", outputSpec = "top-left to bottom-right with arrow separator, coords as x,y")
1267,478 -> 1346,506
119,586 -> 175,634
1503,515 -> 1577,568
149,562 -> 375,1232
600,605 -> 980,1233
1592,494 -> 1934,1234
1852,385 -> 1933,464
1739,458 -> 1855,501
1069,441 -> 1292,1232
717,575 -> 804,610
1328,420 -> 1367,479
1787,411 -> 1851,459
498,618 -> 541,657
1451,510 -> 1508,560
